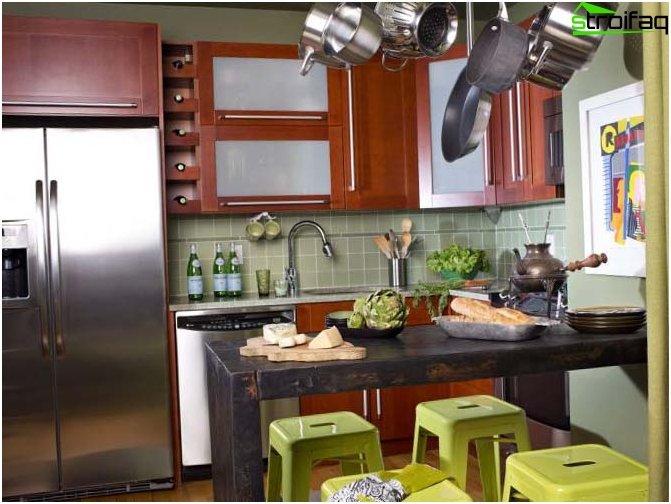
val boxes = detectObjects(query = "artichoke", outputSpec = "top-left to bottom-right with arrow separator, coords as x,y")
347,311 -> 365,328
361,289 -> 409,329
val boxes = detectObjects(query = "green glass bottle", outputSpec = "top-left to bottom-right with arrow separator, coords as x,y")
187,243 -> 203,301
226,243 -> 242,297
213,243 -> 227,297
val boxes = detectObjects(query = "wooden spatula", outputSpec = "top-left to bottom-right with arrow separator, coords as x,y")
373,235 -> 392,259
400,232 -> 412,258
401,218 -> 413,233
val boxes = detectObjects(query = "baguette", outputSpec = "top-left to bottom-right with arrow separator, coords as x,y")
493,307 -> 534,325
450,298 -> 498,322
450,298 -> 533,325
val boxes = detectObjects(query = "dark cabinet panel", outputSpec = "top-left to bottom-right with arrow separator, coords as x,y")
2,16 -> 160,116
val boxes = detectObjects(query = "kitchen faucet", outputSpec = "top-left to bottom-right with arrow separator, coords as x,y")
286,220 -> 333,296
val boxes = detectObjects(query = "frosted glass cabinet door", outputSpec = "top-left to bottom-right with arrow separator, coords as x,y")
213,57 -> 328,114
215,140 -> 331,198
429,57 -> 485,195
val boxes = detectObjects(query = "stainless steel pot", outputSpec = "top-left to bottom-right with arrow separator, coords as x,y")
521,2 -> 617,90
375,2 -> 458,70
323,3 -> 383,66
298,3 -> 348,76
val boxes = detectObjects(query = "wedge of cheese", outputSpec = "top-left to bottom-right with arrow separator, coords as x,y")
308,326 -> 344,349
263,323 -> 297,344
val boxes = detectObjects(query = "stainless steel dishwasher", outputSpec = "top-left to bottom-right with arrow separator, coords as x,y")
175,306 -> 299,479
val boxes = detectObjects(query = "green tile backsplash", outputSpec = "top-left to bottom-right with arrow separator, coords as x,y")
167,202 -> 566,297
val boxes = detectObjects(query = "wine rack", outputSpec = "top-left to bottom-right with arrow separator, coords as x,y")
162,42 -> 202,214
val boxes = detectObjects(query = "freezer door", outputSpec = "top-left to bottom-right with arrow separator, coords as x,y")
45,128 -> 172,488
2,128 -> 59,496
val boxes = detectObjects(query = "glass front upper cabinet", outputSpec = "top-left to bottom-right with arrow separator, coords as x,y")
197,43 -> 342,126
416,46 -> 496,208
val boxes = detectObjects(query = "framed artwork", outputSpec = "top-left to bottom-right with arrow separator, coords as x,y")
579,81 -> 645,277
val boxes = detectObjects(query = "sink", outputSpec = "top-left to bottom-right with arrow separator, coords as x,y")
301,286 -> 373,296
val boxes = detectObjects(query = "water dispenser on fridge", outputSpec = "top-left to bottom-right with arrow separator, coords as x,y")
2,223 -> 29,299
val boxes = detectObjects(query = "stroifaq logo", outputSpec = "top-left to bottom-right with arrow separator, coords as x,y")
572,2 -> 669,36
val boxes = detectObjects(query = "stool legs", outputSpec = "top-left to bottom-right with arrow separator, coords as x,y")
340,455 -> 365,476
282,452 -> 312,502
267,447 -> 282,502
412,424 -> 428,464
475,438 -> 501,502
364,439 -> 384,473
439,432 -> 470,490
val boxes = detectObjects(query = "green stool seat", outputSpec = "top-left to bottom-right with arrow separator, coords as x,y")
502,444 -> 649,501
320,468 -> 473,502
267,411 -> 384,502
412,395 -> 531,501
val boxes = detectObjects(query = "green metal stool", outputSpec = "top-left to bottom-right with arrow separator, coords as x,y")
266,411 -> 384,502
320,468 -> 473,502
502,444 -> 649,501
412,395 -> 531,501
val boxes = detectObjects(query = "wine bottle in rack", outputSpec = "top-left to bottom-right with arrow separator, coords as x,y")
174,195 -> 188,206
175,162 -> 187,172
174,94 -> 184,103
172,128 -> 187,137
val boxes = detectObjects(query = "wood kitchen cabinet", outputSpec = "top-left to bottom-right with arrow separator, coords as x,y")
297,299 -> 492,451
343,57 -> 419,210
490,17 -> 564,205
195,42 -> 346,212
415,44 -> 496,209
2,16 -> 160,117
416,37 -> 562,209
181,42 -> 418,213
163,42 -> 204,214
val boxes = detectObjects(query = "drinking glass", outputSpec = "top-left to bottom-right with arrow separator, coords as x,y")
255,269 -> 271,296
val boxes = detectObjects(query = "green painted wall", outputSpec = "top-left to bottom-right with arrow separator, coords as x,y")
560,4 -> 648,463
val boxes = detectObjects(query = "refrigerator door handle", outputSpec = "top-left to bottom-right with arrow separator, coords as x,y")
36,180 -> 50,358
48,180 -> 65,357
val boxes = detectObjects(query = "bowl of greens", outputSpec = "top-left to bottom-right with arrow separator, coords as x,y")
427,244 -> 490,280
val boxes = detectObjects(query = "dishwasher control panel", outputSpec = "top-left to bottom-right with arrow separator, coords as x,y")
176,307 -> 295,332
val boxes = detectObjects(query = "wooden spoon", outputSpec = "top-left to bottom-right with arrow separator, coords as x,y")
400,232 -> 412,258
373,235 -> 392,259
401,218 -> 413,233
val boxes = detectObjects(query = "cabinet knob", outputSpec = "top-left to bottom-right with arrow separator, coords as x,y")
175,162 -> 187,172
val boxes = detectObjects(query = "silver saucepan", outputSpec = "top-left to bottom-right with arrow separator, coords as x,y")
298,3 -> 348,76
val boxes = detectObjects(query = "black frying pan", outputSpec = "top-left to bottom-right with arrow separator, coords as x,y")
441,67 -> 492,163
466,4 -> 528,94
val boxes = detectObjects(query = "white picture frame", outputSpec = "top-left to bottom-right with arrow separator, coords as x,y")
579,81 -> 646,277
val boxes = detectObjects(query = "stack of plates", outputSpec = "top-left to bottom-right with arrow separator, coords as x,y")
325,311 -> 353,329
564,306 -> 646,334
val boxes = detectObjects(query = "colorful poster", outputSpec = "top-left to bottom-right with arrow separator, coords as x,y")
579,82 -> 646,277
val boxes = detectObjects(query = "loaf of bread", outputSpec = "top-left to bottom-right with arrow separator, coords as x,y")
450,298 -> 496,321
450,298 -> 533,325
493,307 -> 534,325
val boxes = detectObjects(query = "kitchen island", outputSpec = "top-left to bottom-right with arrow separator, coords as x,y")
205,324 -> 647,502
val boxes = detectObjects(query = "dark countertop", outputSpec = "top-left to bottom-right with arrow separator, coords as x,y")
205,324 -> 647,501
207,324 -> 647,400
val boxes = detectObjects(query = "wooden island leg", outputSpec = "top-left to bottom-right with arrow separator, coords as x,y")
206,347 -> 265,502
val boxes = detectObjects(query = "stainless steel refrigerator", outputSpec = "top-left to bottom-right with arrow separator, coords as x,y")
2,128 -> 173,498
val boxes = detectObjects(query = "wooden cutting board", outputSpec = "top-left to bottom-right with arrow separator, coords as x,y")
239,336 -> 366,362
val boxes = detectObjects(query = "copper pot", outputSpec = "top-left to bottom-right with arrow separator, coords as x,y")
510,243 -> 607,292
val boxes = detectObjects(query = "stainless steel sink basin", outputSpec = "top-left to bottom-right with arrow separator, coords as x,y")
301,286 -> 373,296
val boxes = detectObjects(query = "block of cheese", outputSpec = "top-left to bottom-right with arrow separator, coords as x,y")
263,323 -> 297,344
308,326 -> 344,349
293,333 -> 308,345
278,336 -> 296,348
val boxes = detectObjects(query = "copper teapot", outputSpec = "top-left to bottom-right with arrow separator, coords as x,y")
511,243 -> 607,292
